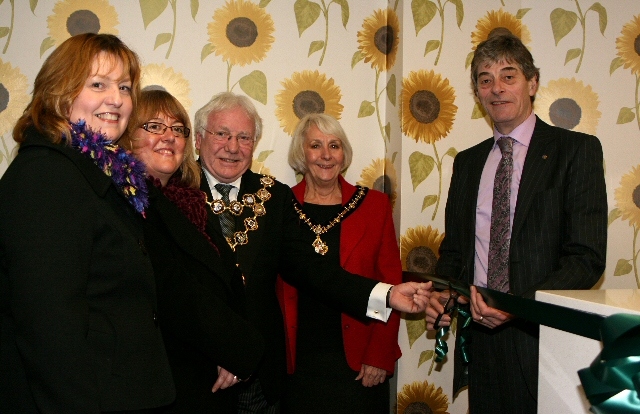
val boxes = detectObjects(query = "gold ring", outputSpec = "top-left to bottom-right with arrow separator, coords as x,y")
478,316 -> 484,322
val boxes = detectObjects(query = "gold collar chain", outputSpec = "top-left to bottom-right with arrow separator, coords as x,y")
293,186 -> 367,255
205,175 -> 275,251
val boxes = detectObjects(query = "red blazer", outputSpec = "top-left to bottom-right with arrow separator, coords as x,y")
277,176 -> 402,375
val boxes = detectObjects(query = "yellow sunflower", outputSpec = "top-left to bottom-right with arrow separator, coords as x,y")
400,225 -> 444,274
275,70 -> 343,135
616,14 -> 640,75
615,165 -> 640,228
471,9 -> 531,50
141,64 -> 192,113
400,70 -> 457,144
357,8 -> 400,71
534,78 -> 601,135
0,59 -> 30,136
207,0 -> 275,67
397,380 -> 450,414
357,158 -> 397,209
47,0 -> 118,46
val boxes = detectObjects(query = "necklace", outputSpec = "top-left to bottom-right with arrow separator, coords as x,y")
67,120 -> 148,216
294,186 -> 367,255
204,174 -> 275,251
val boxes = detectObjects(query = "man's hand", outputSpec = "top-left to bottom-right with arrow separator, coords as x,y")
211,366 -> 240,393
469,285 -> 512,328
425,290 -> 470,330
389,281 -> 432,313
355,364 -> 387,387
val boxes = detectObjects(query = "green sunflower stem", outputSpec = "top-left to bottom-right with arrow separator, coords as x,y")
165,0 -> 177,59
373,69 -> 388,151
633,225 -> 640,288
635,74 -> 640,133
574,0 -> 586,73
434,0 -> 445,66
226,62 -> 233,92
2,0 -> 15,54
319,0 -> 329,66
431,142 -> 442,221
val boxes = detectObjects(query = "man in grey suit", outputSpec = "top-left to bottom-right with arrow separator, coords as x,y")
425,29 -> 607,413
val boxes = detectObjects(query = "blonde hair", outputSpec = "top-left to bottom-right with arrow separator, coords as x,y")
288,113 -> 352,175
120,89 -> 200,189
13,33 -> 141,146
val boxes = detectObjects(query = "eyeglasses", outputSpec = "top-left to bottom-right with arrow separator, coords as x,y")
141,122 -> 190,138
202,128 -> 255,147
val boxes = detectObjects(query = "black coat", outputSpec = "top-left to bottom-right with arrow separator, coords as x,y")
0,128 -> 175,413
145,185 -> 265,413
201,169 -> 378,404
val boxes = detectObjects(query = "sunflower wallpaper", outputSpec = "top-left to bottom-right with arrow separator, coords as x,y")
1,0 -> 639,412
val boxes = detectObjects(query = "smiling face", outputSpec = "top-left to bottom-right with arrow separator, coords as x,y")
196,106 -> 255,183
68,53 -> 133,141
475,59 -> 538,135
133,112 -> 187,186
303,124 -> 345,187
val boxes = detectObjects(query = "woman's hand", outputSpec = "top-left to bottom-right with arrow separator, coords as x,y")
355,364 -> 387,387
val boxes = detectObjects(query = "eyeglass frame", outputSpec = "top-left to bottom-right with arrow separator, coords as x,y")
201,128 -> 256,147
141,121 -> 190,138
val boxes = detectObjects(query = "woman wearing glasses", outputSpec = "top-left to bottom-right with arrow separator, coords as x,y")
120,89 -> 264,413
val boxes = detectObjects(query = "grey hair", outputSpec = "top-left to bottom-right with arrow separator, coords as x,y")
194,91 -> 263,142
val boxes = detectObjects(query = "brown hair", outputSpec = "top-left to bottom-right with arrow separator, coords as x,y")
470,28 -> 540,98
13,33 -> 141,145
121,89 -> 200,189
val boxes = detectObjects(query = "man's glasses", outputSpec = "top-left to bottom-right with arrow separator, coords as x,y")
202,128 -> 255,148
141,122 -> 190,138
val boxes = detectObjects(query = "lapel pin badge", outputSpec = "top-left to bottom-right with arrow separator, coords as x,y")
542,155 -> 548,160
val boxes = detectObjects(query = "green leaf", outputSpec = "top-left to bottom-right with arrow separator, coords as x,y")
464,50 -> 474,69
444,146 -> 458,159
30,0 -> 38,13
0,27 -> 8,39
154,33 -> 172,50
588,2 -> 607,35
333,0 -> 349,28
449,0 -> 464,28
308,40 -> 324,56
351,50 -> 364,68
39,36 -> 56,57
411,0 -> 437,36
550,8 -> 578,46
190,0 -> 199,20
294,0 -> 321,37
405,318 -> 427,347
409,151 -> 435,191
201,43 -> 215,62
139,0 -> 169,29
418,350 -> 435,368
564,48 -> 582,65
384,122 -> 391,141
392,152 -> 397,164
610,56 -> 624,75
614,259 -> 632,276
608,208 -> 621,226
358,101 -> 375,118
239,70 -> 268,105
386,74 -> 396,106
256,150 -> 274,162
516,8 -> 531,19
259,0 -> 272,6
471,102 -> 486,119
424,39 -> 440,57
617,107 -> 636,124
421,195 -> 437,212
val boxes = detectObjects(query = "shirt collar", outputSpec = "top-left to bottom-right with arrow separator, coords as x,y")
493,112 -> 536,148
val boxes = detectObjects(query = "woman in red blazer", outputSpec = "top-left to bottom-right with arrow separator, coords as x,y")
278,113 -> 402,413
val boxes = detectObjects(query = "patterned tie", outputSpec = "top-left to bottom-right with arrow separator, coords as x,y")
214,183 -> 235,239
487,136 -> 514,293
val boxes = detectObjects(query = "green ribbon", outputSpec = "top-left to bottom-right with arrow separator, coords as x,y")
578,313 -> 640,413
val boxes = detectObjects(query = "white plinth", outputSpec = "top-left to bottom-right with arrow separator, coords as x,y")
536,289 -> 640,414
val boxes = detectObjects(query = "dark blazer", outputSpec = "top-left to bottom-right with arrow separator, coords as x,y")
200,169 -> 378,404
436,117 -> 607,398
279,176 -> 402,375
0,128 -> 175,413
145,185 -> 265,413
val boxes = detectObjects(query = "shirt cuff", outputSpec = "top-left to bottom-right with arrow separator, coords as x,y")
366,282 -> 393,322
